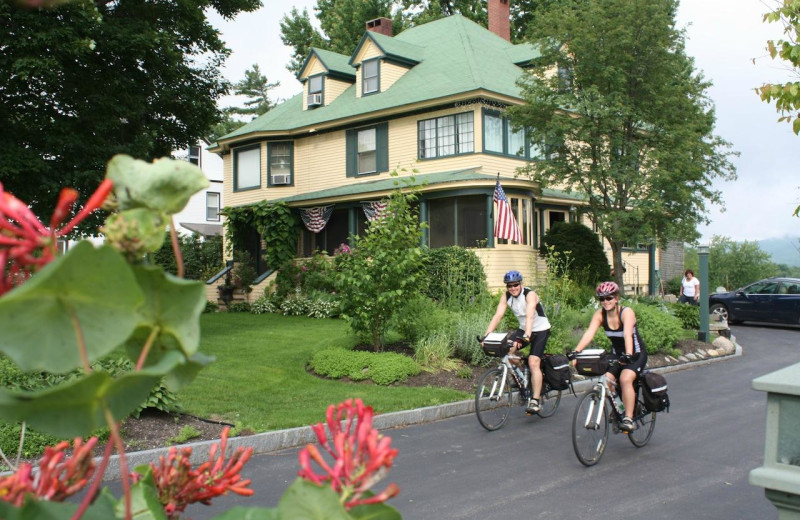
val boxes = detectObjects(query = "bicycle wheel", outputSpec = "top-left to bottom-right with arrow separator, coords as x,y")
536,384 -> 561,418
572,389 -> 609,466
475,367 -> 512,431
628,400 -> 657,447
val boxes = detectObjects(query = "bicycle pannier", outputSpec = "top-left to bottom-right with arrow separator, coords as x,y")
641,371 -> 670,412
543,354 -> 572,391
482,332 -> 511,357
575,349 -> 609,376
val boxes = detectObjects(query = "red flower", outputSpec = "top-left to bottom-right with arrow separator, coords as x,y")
297,398 -> 399,510
141,427 -> 254,519
0,180 -> 113,296
0,437 -> 98,506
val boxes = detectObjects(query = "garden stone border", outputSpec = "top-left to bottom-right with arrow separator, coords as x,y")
100,336 -> 742,480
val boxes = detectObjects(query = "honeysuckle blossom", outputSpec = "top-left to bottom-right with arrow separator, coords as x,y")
298,398 -> 399,510
0,437 -> 98,506
140,427 -> 254,519
0,180 -> 113,295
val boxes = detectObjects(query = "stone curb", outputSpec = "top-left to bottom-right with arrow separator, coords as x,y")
101,337 -> 742,480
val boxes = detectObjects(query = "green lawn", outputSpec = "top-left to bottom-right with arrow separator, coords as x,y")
177,313 -> 470,432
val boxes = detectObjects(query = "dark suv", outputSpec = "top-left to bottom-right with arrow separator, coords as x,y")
709,277 -> 800,325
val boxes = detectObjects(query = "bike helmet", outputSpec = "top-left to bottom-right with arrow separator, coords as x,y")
596,281 -> 619,297
503,270 -> 523,284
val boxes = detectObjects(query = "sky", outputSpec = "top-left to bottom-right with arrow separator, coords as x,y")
208,0 -> 800,244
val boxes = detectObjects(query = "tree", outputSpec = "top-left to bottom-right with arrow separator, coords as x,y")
757,0 -> 800,218
509,0 -> 737,291
228,64 -> 281,118
0,0 -> 260,235
687,236 -> 778,291
334,188 -> 424,351
541,222 -> 610,285
279,0 -> 552,75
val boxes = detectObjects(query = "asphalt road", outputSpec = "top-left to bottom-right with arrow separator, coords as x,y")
182,324 -> 799,519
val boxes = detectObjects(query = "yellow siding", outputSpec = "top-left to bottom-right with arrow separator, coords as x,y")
354,40 -> 383,98
381,62 -> 408,91
326,78 -> 351,104
301,57 -> 328,111
473,247 -> 547,291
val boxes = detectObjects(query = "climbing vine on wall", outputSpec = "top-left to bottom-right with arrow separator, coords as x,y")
221,201 -> 299,271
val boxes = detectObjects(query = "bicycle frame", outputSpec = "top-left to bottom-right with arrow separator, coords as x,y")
483,354 -> 524,401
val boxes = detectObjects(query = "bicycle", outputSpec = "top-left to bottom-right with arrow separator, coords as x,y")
570,355 -> 657,466
474,336 -> 563,431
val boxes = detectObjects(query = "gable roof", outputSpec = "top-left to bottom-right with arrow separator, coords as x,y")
350,30 -> 424,67
297,48 -> 356,81
217,15 -> 542,145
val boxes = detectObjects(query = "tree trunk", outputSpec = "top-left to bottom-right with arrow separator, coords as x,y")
609,241 -> 626,296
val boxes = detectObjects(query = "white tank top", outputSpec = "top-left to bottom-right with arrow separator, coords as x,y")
507,287 -> 551,332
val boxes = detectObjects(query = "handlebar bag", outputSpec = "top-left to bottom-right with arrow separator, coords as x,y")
543,354 -> 572,390
482,332 -> 511,357
641,371 -> 670,412
575,349 -> 609,376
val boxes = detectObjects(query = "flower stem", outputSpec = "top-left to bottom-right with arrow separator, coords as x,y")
71,439 -> 114,520
169,217 -> 184,278
135,326 -> 160,371
67,305 -> 91,374
104,406 -> 132,520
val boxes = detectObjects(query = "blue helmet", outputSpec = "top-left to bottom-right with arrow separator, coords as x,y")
503,270 -> 523,284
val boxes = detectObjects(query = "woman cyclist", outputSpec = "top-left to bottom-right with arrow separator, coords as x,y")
572,281 -> 647,432
483,270 -> 551,415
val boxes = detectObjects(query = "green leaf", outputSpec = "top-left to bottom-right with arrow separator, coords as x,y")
0,242 -> 143,373
124,266 -> 206,361
277,479 -> 351,520
164,352 -> 216,392
209,506 -> 280,520
349,502 -> 402,520
0,354 -> 179,437
0,492 -> 119,520
107,154 -> 209,215
121,468 -> 170,520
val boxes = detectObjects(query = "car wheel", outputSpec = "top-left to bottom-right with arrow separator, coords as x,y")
709,303 -> 729,323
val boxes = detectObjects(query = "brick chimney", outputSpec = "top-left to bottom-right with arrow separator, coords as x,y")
366,17 -> 393,37
488,0 -> 510,42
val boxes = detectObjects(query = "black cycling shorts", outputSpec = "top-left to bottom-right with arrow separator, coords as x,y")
509,328 -> 550,359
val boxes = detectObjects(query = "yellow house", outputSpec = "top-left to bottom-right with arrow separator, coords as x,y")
209,1 -> 659,299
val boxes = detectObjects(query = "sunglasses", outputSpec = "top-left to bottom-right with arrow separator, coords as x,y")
597,295 -> 615,302
506,282 -> 521,288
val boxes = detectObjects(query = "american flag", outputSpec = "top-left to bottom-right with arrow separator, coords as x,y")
300,205 -> 334,233
361,200 -> 388,221
493,179 -> 522,243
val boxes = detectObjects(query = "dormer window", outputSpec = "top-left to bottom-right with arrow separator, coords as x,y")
307,75 -> 323,107
362,59 -> 379,95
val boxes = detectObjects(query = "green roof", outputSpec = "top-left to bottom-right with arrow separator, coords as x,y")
221,15 -> 542,141
350,30 -> 424,66
273,169 -> 498,204
299,48 -> 355,80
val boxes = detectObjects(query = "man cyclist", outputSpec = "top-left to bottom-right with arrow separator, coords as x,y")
483,270 -> 551,415
571,281 -> 647,432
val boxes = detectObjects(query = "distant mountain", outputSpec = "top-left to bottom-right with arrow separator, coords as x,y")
758,236 -> 800,266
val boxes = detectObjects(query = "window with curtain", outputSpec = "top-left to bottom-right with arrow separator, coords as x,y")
357,128 -> 377,174
234,145 -> 260,191
362,59 -> 379,94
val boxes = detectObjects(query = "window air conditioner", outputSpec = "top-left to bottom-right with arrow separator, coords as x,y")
307,93 -> 322,106
271,174 -> 291,185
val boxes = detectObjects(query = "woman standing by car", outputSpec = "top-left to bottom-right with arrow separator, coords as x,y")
680,269 -> 700,305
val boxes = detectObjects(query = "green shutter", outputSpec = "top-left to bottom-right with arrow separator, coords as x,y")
346,129 -> 356,177
376,122 -> 388,173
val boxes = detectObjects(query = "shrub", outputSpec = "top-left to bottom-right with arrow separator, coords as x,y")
544,307 -> 592,354
309,348 -> 421,385
541,222 -> 610,285
251,292 -> 281,314
665,276 -> 682,296
631,303 -> 684,354
392,295 -> 452,343
232,250 -> 257,296
306,292 -> 340,319
667,302 -> 700,330
449,310 -> 493,366
227,302 -> 252,313
204,300 -> 219,313
151,232 -> 223,281
413,331 -> 459,372
280,295 -> 311,316
420,247 -> 487,309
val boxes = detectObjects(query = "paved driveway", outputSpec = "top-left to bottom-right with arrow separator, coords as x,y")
181,325 -> 798,519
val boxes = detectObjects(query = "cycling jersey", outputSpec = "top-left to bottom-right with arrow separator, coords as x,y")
506,287 -> 551,332
602,306 -> 645,356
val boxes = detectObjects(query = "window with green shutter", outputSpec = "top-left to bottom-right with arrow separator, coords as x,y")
346,123 -> 388,177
